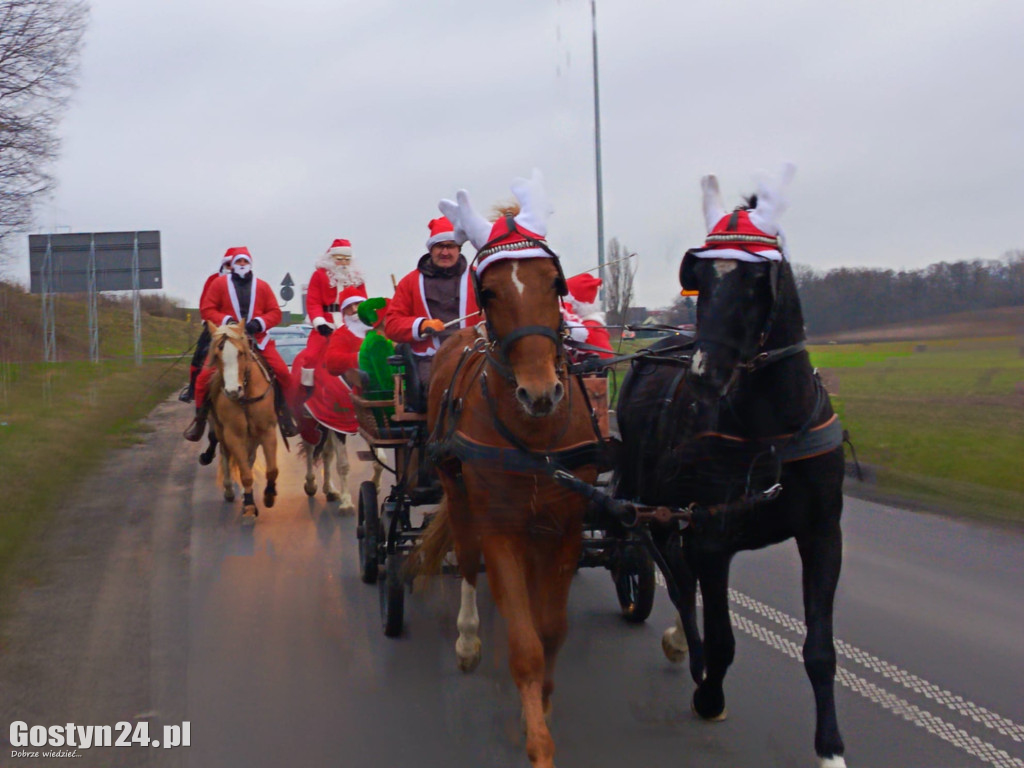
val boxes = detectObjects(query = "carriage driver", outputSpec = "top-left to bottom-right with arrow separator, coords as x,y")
183,247 -> 299,441
383,216 -> 480,388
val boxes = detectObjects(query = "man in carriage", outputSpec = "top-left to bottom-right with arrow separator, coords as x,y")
383,216 -> 480,396
178,248 -> 235,403
183,247 -> 298,441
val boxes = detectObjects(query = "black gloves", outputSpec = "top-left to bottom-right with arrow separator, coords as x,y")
316,324 -> 334,337
225,318 -> 237,325
245,320 -> 262,335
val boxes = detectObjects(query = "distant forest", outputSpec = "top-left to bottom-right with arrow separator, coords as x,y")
664,251 -> 1024,335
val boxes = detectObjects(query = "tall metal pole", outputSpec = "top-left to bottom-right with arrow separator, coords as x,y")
132,232 -> 141,366
88,235 -> 99,363
590,0 -> 606,308
42,236 -> 56,362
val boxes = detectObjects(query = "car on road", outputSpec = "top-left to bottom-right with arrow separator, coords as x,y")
268,324 -> 312,366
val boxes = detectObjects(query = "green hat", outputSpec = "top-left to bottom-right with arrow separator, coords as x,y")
357,297 -> 389,327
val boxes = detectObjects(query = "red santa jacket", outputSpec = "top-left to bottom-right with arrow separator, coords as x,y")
384,265 -> 479,356
583,319 -> 614,358
199,273 -> 221,308
306,267 -> 365,330
323,324 -> 363,376
200,274 -> 282,350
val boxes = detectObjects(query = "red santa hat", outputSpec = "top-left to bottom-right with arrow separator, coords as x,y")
690,164 -> 795,263
220,248 -> 236,267
226,246 -> 252,266
338,283 -> 367,312
425,217 -> 461,250
326,238 -> 352,258
566,274 -> 601,306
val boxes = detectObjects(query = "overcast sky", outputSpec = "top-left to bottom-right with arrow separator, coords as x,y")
9,0 -> 1024,313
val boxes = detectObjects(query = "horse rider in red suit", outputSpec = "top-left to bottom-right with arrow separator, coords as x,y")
383,216 -> 480,389
179,248 -> 234,403
183,247 -> 298,441
562,273 -> 614,358
294,237 -> 365,394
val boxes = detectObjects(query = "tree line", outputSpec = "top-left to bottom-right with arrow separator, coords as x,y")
663,251 -> 1024,334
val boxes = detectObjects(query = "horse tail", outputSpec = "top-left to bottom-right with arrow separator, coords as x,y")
410,495 -> 452,578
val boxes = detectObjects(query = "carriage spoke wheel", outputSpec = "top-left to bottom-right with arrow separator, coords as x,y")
357,481 -> 379,584
613,543 -> 656,624
379,550 -> 405,637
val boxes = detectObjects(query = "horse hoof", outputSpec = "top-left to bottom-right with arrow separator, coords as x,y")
820,757 -> 847,768
224,490 -> 235,502
303,481 -> 317,497
662,626 -> 688,664
691,691 -> 727,722
325,491 -> 341,502
263,491 -> 276,508
338,494 -> 353,511
456,638 -> 482,673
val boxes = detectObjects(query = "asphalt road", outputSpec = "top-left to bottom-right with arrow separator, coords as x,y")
1,399 -> 1022,768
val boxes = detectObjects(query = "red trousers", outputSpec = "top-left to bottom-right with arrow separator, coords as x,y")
195,339 -> 291,408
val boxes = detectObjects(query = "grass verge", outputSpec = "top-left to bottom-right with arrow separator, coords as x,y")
0,358 -> 186,584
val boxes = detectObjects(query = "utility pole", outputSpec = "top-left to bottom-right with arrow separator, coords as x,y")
590,0 -> 606,308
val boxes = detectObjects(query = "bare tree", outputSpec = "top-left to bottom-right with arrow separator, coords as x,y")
0,0 -> 88,262
604,236 -> 636,326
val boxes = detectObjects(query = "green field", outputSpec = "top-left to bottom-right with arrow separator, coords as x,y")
810,337 -> 1024,522
607,334 -> 1024,523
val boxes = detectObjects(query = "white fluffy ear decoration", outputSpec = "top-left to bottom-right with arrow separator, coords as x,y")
701,174 -> 726,233
451,189 -> 493,249
438,199 -> 469,246
510,168 -> 552,236
749,162 -> 796,235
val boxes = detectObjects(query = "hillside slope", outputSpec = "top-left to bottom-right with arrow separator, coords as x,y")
809,305 -> 1024,344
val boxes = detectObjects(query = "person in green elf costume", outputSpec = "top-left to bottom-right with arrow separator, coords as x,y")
355,297 -> 398,399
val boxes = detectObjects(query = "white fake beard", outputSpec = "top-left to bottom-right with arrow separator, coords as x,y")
572,299 -> 604,323
232,264 -> 251,278
316,254 -> 364,288
343,313 -> 371,338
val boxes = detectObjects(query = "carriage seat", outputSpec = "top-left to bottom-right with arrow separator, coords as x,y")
390,343 -> 427,414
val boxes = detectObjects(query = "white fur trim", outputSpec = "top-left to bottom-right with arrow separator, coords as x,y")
300,367 -> 315,387
567,319 -> 588,343
476,249 -> 551,276
417,273 -> 441,350
327,245 -> 352,257
340,294 -> 363,311
690,248 -> 783,263
458,270 -> 470,324
255,317 -> 266,333
412,317 -> 425,341
225,275 -> 257,328
426,230 -> 457,250
312,316 -> 329,328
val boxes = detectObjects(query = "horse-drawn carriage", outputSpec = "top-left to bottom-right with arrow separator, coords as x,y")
349,345 -> 658,637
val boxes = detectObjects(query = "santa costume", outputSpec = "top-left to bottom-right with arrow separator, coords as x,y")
563,273 -> 613,358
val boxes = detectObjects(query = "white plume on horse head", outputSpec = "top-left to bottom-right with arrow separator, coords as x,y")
701,174 -> 726,234
439,169 -> 553,250
749,162 -> 796,237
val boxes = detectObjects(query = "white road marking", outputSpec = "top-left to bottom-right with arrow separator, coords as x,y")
660,581 -> 1024,765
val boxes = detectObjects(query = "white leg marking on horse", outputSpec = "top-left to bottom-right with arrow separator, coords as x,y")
321,432 -> 339,500
662,612 -> 688,663
335,433 -> 352,508
820,757 -> 846,768
221,342 -> 240,393
511,261 -> 526,296
303,439 -> 318,496
691,348 -> 707,376
455,580 -> 482,673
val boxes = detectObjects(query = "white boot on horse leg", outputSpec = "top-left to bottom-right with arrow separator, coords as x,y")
334,433 -> 353,510
317,431 -> 340,502
455,579 -> 482,673
662,613 -> 688,663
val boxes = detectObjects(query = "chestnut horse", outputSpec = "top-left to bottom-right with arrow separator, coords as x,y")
418,175 -> 602,768
205,321 -> 279,519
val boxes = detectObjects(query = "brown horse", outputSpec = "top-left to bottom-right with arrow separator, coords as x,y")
205,321 -> 279,519
418,173 -> 602,768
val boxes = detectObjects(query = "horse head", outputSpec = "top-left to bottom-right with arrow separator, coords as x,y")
680,165 -> 800,400
441,170 -> 567,418
207,321 -> 252,401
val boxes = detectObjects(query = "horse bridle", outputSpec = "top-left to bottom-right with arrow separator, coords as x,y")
470,215 -> 570,382
216,332 -> 272,405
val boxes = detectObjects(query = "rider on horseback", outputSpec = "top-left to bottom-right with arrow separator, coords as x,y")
184,247 -> 299,441
179,248 -> 235,403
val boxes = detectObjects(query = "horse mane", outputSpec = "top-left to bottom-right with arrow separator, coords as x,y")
212,323 -> 245,342
490,201 -> 521,219
739,193 -> 758,210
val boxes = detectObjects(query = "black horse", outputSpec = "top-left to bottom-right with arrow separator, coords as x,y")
615,175 -> 847,767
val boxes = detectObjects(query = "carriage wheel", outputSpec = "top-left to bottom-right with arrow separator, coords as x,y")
613,544 -> 656,624
357,481 -> 379,584
379,551 -> 405,637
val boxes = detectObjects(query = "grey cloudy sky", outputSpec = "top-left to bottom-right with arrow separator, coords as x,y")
11,0 -> 1024,313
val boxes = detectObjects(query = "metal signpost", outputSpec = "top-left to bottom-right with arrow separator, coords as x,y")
29,231 -> 162,364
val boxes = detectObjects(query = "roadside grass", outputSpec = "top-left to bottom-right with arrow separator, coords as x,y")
0,359 -> 186,585
814,338 -> 1024,523
606,333 -> 1024,523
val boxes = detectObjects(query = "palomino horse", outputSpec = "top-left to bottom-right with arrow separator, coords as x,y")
418,173 -> 603,768
301,428 -> 384,506
205,321 -> 279,519
614,168 -> 848,767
